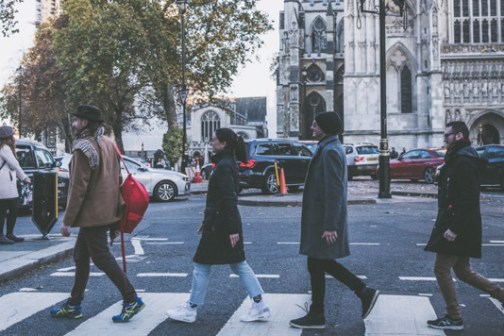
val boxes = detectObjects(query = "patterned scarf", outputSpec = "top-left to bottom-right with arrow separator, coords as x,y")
73,127 -> 104,170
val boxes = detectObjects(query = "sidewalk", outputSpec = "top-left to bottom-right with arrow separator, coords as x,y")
0,180 -> 436,284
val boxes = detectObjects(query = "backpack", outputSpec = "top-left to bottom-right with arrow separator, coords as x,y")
113,144 -> 149,273
113,144 -> 149,233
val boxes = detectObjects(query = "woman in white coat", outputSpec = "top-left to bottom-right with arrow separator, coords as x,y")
0,126 -> 31,244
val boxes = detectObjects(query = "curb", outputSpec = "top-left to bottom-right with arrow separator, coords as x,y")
0,239 -> 75,284
238,197 -> 376,207
391,191 -> 437,199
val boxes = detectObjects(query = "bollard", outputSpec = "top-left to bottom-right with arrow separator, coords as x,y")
279,167 -> 288,195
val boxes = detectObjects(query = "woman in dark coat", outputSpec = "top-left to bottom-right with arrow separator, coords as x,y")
167,128 -> 271,324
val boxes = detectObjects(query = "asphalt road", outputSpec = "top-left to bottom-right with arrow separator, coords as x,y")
1,189 -> 504,336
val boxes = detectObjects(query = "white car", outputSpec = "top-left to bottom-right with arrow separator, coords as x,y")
343,143 -> 380,180
121,156 -> 191,202
58,154 -> 190,202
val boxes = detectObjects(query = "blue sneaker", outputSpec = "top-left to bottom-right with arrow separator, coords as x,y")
112,297 -> 145,323
50,300 -> 83,319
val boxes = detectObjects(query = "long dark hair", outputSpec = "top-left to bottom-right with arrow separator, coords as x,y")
215,128 -> 247,163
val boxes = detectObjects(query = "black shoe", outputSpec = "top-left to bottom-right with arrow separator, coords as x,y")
427,315 -> 464,330
359,287 -> 379,319
6,234 -> 24,242
289,312 -> 326,329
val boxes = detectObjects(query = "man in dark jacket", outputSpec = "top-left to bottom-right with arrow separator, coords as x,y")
425,121 -> 504,330
289,112 -> 379,329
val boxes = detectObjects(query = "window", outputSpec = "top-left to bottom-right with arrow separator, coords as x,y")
255,144 -> 274,156
201,110 -> 221,143
311,17 -> 327,54
16,147 -> 36,168
403,150 -> 421,159
276,143 -> 293,156
35,149 -> 53,168
419,151 -> 433,159
356,146 -> 379,155
452,0 -> 503,43
292,144 -> 313,157
486,147 -> 504,159
401,66 -> 413,113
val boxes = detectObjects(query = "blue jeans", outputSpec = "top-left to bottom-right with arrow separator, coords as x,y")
189,261 -> 264,306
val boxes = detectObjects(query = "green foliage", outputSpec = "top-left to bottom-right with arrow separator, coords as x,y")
0,0 -> 22,37
162,128 -> 183,164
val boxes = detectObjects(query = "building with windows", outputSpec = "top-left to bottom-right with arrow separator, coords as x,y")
277,0 -> 504,148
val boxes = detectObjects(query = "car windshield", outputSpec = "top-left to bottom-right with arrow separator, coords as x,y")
356,146 -> 379,155
435,151 -> 445,157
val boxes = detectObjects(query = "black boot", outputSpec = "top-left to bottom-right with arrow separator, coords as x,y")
289,304 -> 325,329
358,287 -> 380,319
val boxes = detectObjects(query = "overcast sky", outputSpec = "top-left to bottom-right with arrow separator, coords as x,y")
0,0 -> 281,133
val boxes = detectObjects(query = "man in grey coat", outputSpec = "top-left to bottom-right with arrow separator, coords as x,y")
290,112 -> 379,329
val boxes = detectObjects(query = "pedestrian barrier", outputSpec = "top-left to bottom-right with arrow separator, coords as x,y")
31,172 -> 59,237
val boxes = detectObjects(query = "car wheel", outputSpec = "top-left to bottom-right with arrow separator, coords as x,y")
154,181 -> 177,202
261,171 -> 279,195
424,167 -> 435,184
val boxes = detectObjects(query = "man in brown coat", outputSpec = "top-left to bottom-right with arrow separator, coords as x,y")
50,105 -> 144,322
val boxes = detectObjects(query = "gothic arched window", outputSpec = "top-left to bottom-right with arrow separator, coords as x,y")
311,17 -> 327,54
306,64 -> 325,83
452,0 -> 503,43
201,110 -> 221,142
401,66 -> 413,113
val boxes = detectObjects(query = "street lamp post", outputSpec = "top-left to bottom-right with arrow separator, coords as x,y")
17,66 -> 23,138
358,0 -> 406,199
176,0 -> 189,173
300,66 -> 308,140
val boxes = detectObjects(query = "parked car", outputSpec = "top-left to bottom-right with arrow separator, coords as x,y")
343,143 -> 379,180
58,154 -> 190,201
15,139 -> 69,209
299,140 -> 318,154
238,139 -> 313,194
200,162 -> 215,180
476,144 -> 504,190
388,148 -> 445,183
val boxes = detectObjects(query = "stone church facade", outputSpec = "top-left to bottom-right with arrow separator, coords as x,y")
277,0 -> 504,149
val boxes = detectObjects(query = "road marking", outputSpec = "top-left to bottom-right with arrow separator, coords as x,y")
0,292 -> 68,332
230,274 -> 280,279
399,276 -> 457,282
57,266 -> 76,272
216,293 -> 310,336
131,238 -> 144,255
146,242 -> 184,245
51,272 -> 104,277
325,275 -> 367,280
416,243 -> 426,246
418,293 -> 433,297
65,293 -> 187,336
137,272 -> 188,277
482,243 -> 504,247
488,278 -> 504,282
488,298 -> 504,314
364,294 -> 444,336
490,240 -> 504,244
135,237 -> 168,241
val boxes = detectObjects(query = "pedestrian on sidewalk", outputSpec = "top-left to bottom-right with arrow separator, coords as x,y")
167,128 -> 271,324
50,105 -> 144,322
290,112 -> 379,330
0,125 -> 31,244
425,121 -> 504,331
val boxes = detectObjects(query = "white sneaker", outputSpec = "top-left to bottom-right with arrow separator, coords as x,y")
240,302 -> 271,322
167,302 -> 197,323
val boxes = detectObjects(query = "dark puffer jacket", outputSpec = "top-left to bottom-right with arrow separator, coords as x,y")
425,142 -> 485,258
193,150 -> 245,264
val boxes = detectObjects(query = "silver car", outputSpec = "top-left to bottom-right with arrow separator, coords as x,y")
58,154 -> 190,202
121,156 -> 191,202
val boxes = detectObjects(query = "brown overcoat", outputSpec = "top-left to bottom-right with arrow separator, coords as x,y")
63,136 -> 123,228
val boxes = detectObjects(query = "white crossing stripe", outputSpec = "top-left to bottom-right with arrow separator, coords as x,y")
230,274 -> 280,279
146,242 -> 184,245
131,238 -> 144,255
65,293 -> 187,336
216,293 -> 310,336
488,297 -> 504,314
364,294 -> 444,335
326,275 -> 367,280
51,272 -> 105,277
0,292 -> 68,332
137,272 -> 188,277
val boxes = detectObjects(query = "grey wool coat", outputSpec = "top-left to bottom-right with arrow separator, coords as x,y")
299,135 -> 350,260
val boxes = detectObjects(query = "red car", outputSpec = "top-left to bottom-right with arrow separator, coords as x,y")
389,148 -> 445,183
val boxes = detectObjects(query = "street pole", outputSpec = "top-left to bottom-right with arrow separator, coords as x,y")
177,0 -> 189,174
17,66 -> 23,137
378,0 -> 391,198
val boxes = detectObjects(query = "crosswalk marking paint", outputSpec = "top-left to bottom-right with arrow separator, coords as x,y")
146,242 -> 184,245
0,292 -> 68,332
364,295 -> 444,336
488,298 -> 504,314
131,238 -> 144,255
326,275 -> 367,280
51,272 -> 104,277
230,274 -> 280,279
64,293 -> 187,336
137,272 -> 188,277
216,293 -> 310,336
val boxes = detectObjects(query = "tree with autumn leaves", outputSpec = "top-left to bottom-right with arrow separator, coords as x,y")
0,0 -> 272,156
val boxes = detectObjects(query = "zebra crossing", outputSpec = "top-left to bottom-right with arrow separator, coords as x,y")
2,291 -> 503,335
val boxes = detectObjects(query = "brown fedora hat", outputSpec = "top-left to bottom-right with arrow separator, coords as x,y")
69,105 -> 103,122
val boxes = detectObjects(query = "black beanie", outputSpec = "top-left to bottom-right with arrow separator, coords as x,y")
315,112 -> 342,135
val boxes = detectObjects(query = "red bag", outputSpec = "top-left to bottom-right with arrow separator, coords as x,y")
113,144 -> 149,272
